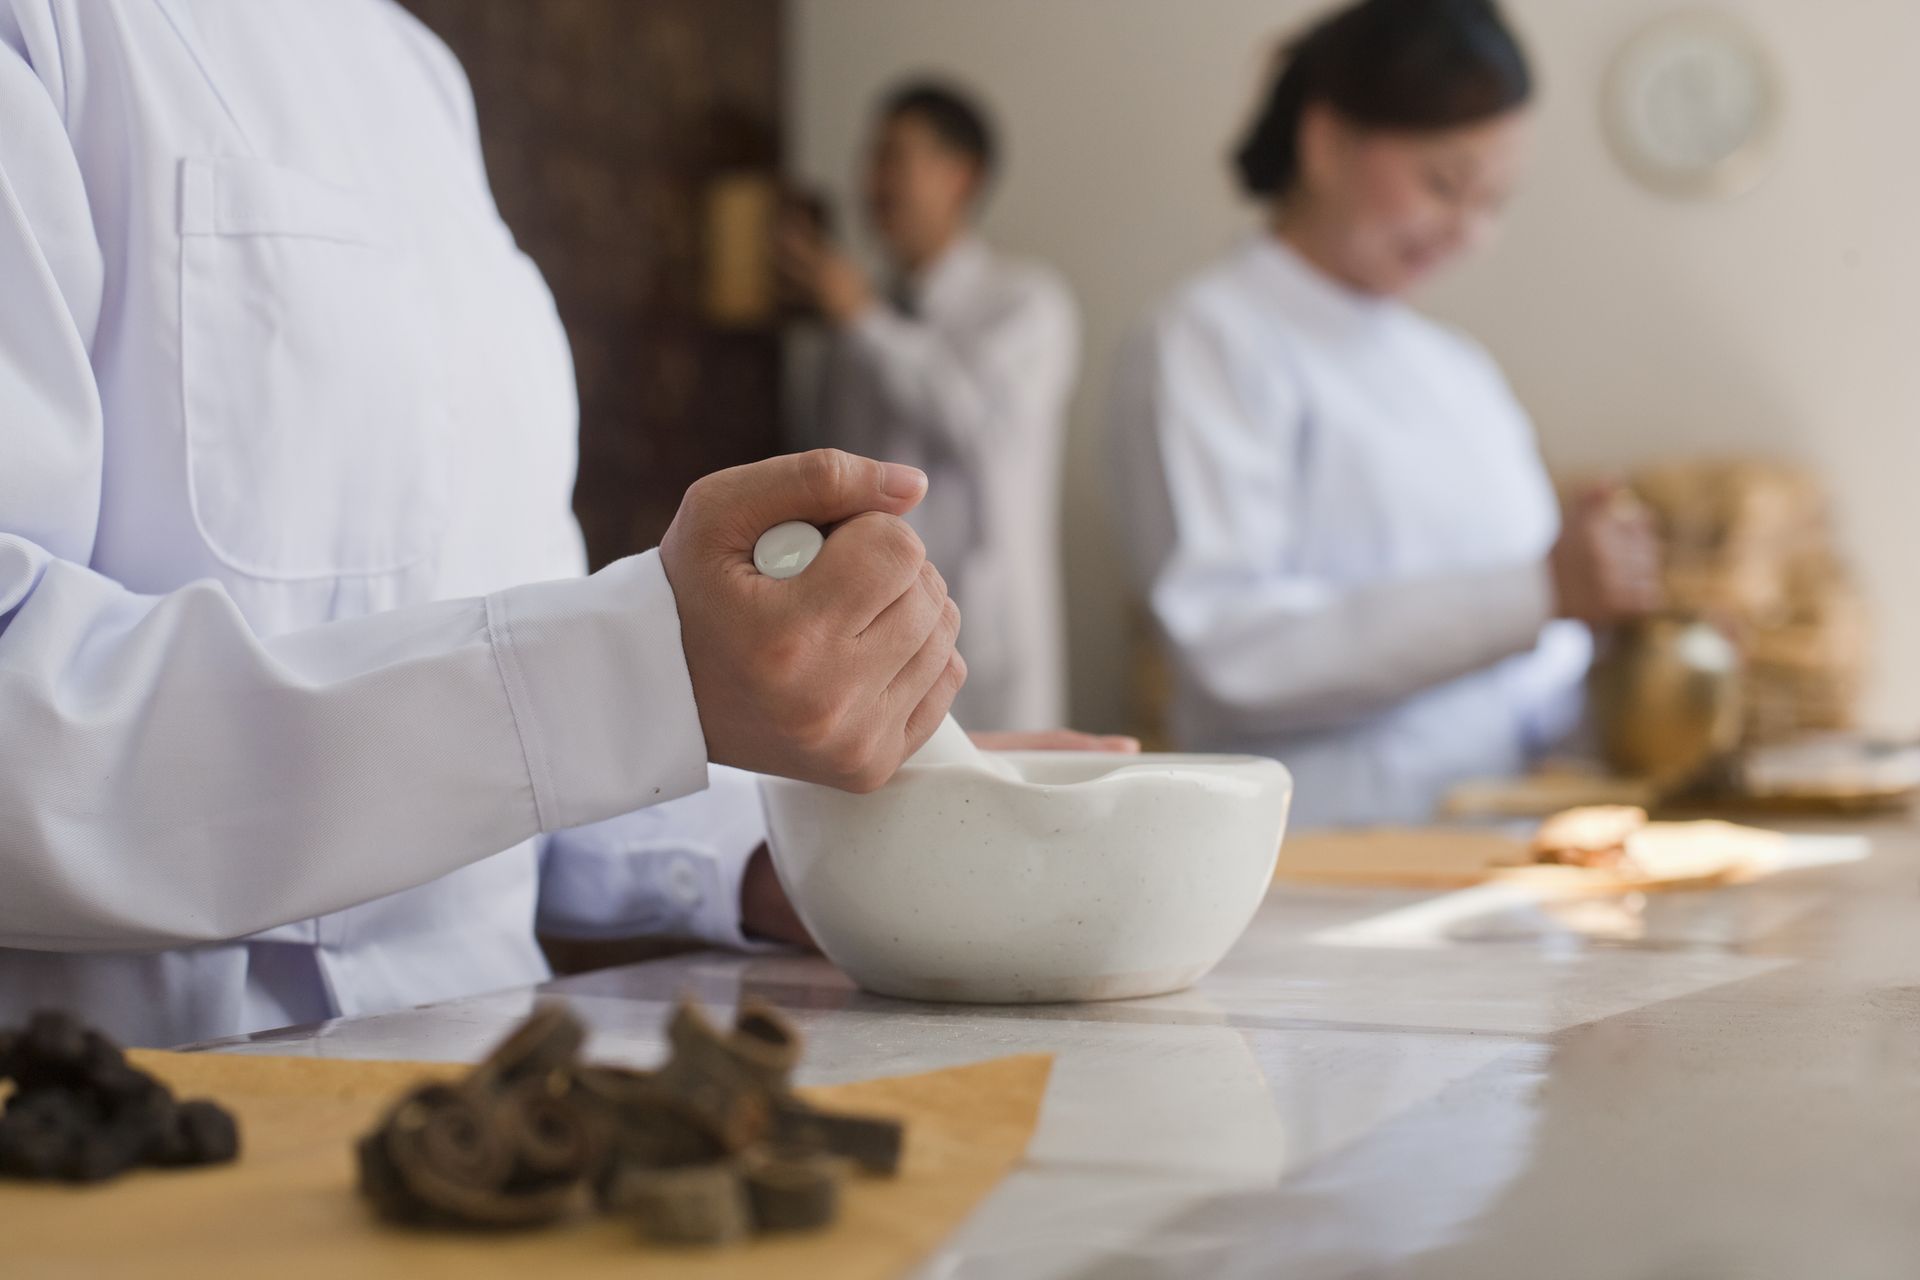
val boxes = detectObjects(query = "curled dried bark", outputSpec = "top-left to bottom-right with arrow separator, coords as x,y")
357,997 -> 904,1244
742,1150 -> 840,1233
623,1162 -> 754,1246
771,1095 -> 905,1176
357,1007 -> 597,1229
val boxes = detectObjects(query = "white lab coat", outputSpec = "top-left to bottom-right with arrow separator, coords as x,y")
1111,236 -> 1589,829
816,236 -> 1079,731
0,0 -> 767,1047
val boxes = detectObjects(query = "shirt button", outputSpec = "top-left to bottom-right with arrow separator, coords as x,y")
667,859 -> 702,907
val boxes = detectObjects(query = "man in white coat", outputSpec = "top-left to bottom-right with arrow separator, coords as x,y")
0,0 -> 987,1047
782,81 -> 1081,732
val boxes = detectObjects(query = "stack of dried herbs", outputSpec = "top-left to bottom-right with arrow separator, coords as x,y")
0,1011 -> 239,1183
357,999 -> 903,1244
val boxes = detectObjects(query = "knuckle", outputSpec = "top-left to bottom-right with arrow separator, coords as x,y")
909,586 -> 946,638
799,448 -> 852,498
839,509 -> 886,537
922,561 -> 951,607
876,516 -> 926,569
826,736 -> 877,787
680,471 -> 719,516
797,689 -> 847,743
848,752 -> 897,794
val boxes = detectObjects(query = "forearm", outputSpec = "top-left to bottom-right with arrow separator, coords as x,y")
1165,561 -> 1555,737
0,545 -> 709,951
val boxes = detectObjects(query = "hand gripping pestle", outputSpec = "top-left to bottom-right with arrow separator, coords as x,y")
752,521 -> 1016,778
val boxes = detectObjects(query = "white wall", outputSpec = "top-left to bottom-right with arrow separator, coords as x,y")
788,0 -> 1920,734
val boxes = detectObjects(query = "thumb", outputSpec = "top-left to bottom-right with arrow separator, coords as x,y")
695,450 -> 927,549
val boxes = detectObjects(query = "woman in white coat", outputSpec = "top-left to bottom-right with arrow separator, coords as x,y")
1112,0 -> 1660,829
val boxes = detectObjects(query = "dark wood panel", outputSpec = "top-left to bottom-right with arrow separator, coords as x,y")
400,0 -> 786,566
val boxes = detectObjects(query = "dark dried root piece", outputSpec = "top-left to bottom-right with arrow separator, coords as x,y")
0,1090 -> 94,1180
355,998 -> 901,1245
624,1162 -> 753,1246
4,1013 -> 128,1098
772,1096 -> 905,1176
15,1012 -> 91,1081
357,1083 -> 583,1230
730,1001 -> 803,1091
469,1003 -> 587,1095
67,1121 -> 155,1184
502,1078 -> 601,1188
359,1133 -> 579,1230
655,1004 -> 775,1154
356,1024 -> 610,1233
576,1066 -> 725,1196
413,1088 -> 514,1187
360,1086 -> 509,1223
150,1099 -> 241,1168
0,1012 -> 240,1185
743,1151 -> 841,1234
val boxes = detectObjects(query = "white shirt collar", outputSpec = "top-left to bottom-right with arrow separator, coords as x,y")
897,233 -> 990,317
1244,232 -> 1397,331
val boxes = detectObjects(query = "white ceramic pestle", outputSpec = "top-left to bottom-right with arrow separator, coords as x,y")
753,521 -> 1016,777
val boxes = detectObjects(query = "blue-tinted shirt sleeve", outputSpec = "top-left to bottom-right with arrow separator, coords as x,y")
537,765 -> 777,950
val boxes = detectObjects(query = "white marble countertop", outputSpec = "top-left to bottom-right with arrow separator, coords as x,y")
196,816 -> 1920,1279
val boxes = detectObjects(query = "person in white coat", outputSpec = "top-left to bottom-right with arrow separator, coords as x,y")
1112,0 -> 1661,829
0,0 -> 998,1048
782,81 -> 1081,733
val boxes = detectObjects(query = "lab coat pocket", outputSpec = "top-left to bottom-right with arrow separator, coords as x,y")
178,157 -> 449,580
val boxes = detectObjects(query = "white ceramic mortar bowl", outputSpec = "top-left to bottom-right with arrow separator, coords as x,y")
759,752 -> 1292,1004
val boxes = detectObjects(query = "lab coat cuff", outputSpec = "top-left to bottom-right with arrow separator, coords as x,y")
1495,559 -> 1558,644
687,843 -> 780,953
487,551 -> 710,834
536,767 -> 777,951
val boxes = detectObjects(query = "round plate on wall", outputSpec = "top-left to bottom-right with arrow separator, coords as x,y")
1604,10 -> 1783,199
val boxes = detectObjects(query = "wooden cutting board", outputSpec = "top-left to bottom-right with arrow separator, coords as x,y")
1273,824 -> 1780,896
4,1050 -> 1053,1279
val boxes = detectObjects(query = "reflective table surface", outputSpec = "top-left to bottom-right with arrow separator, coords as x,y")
201,817 -> 1920,1278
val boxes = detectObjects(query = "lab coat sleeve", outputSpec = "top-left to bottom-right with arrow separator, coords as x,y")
1113,307 -> 1555,739
538,766 -> 776,951
0,43 -> 711,952
839,271 -> 1079,466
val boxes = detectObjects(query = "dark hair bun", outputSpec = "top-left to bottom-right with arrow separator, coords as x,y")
1235,0 -> 1532,198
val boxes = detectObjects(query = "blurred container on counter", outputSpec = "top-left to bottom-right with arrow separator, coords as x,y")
1589,613 -> 1745,786
1629,459 -> 1868,745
